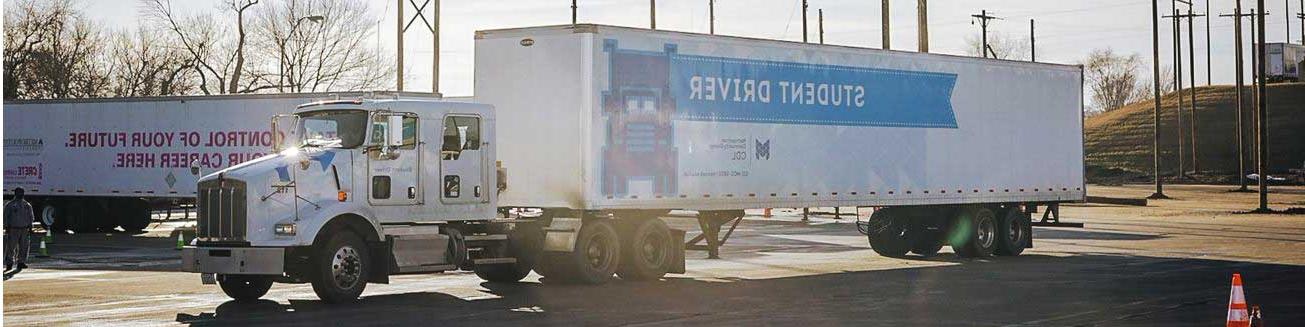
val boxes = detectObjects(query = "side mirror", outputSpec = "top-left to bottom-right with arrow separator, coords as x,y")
386,115 -> 404,147
190,159 -> 201,176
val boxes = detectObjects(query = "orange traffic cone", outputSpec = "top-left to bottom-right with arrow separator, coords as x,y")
1227,273 -> 1250,327
763,208 -> 772,217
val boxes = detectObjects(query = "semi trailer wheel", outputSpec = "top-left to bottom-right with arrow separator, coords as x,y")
218,275 -> 274,302
865,208 -> 909,258
474,222 -> 544,283
115,198 -> 152,232
615,218 -> 674,281
39,203 -> 62,231
62,200 -> 95,233
539,219 -> 621,284
950,206 -> 997,258
909,227 -> 945,257
994,207 -> 1030,256
310,231 -> 370,303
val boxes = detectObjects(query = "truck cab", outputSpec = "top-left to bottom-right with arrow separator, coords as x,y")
182,98 -> 531,303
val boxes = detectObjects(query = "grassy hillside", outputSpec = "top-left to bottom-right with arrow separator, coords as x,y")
1084,83 -> 1305,180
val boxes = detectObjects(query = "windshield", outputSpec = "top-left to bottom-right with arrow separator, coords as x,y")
297,110 -> 367,148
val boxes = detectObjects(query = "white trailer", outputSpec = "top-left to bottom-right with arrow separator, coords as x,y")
2,93 -> 437,232
1266,43 -> 1304,82
165,24 -> 1084,303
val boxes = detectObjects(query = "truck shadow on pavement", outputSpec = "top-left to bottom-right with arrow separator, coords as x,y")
174,253 -> 1305,326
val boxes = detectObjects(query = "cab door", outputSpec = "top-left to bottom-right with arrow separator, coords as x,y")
439,115 -> 485,204
367,112 -> 422,206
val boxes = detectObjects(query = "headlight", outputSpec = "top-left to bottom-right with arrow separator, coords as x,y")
274,223 -> 297,236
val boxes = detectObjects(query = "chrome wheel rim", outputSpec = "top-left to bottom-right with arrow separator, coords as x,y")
976,214 -> 996,249
331,245 -> 362,290
1007,218 -> 1024,244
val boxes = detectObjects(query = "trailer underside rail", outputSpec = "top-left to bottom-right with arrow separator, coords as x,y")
686,210 -> 744,259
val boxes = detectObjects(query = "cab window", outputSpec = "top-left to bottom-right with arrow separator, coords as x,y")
442,116 -> 480,160
370,116 -> 417,149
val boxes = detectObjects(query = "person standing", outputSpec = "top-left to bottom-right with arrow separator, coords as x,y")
4,187 -> 35,274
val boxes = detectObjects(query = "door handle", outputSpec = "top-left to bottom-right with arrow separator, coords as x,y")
408,187 -> 416,199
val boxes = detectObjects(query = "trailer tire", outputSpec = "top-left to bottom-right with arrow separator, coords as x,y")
218,275 -> 274,302
310,231 -> 370,303
62,200 -> 95,233
615,218 -> 673,281
474,223 -> 544,283
909,227 -> 945,257
115,198 -> 152,232
950,206 -> 997,258
540,219 -> 621,284
994,207 -> 1030,256
866,208 -> 909,258
38,202 -> 63,231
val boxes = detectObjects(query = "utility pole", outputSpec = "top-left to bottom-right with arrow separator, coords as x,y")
971,10 -> 999,58
396,0 -> 440,94
1165,7 -> 1186,178
396,0 -> 404,92
1222,8 -> 1252,192
1288,0 -> 1293,43
1187,8 -> 1203,174
709,0 -> 715,34
918,0 -> 928,52
882,0 -> 890,49
1255,0 -> 1271,212
1299,0 -> 1304,44
819,9 -> 825,44
802,0 -> 809,43
1205,0 -> 1211,86
1030,19 -> 1036,62
1149,0 -> 1167,199
572,0 -> 578,25
650,0 -> 656,29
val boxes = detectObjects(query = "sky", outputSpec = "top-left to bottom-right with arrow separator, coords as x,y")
70,0 -> 1305,97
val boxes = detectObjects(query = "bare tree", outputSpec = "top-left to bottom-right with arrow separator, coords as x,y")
4,0 -> 110,99
965,31 -> 1030,60
142,0 -> 262,94
1082,48 -> 1149,114
106,27 -> 198,97
253,0 -> 392,92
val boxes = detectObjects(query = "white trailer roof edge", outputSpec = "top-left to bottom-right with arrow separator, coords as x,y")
2,91 -> 441,105
475,24 -> 1084,73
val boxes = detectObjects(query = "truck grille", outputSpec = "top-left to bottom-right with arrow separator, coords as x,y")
197,178 -> 247,240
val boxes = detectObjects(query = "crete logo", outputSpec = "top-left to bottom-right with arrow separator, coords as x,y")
3,164 -> 43,181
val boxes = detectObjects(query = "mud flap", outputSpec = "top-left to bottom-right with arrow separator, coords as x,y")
543,217 -> 582,252
668,228 -> 686,274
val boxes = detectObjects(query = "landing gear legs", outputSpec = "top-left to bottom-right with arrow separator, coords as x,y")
686,210 -> 743,259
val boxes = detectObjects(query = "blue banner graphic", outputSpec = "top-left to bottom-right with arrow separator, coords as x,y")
667,53 -> 959,128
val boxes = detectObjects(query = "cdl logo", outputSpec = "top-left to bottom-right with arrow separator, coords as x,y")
755,139 -> 770,160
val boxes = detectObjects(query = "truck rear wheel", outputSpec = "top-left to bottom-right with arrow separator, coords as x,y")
218,275 -> 274,302
310,231 -> 370,303
474,222 -> 544,283
950,206 -> 997,258
62,200 -> 95,233
866,208 -> 909,258
909,227 -> 945,257
994,207 -> 1030,256
615,218 -> 673,281
38,202 -> 62,231
539,219 -> 620,284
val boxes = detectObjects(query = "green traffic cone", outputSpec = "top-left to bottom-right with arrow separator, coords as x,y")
175,233 -> 185,250
37,238 -> 49,258
42,228 -> 53,244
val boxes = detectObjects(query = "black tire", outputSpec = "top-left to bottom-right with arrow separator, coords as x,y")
474,223 -> 544,283
115,198 -> 152,232
310,231 -> 370,303
218,275 -> 274,302
62,200 -> 95,233
994,207 -> 1030,256
950,206 -> 998,258
539,219 -> 621,284
866,208 -> 909,257
909,227 -> 945,257
615,218 -> 674,281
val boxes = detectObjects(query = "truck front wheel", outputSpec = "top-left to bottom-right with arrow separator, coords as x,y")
310,231 -> 370,303
218,275 -> 274,302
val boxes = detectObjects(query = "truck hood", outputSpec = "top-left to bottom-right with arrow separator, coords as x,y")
199,147 -> 354,245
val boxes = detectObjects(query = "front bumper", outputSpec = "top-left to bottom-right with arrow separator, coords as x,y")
181,246 -> 285,275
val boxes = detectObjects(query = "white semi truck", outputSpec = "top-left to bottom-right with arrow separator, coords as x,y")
14,24 -> 1085,303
